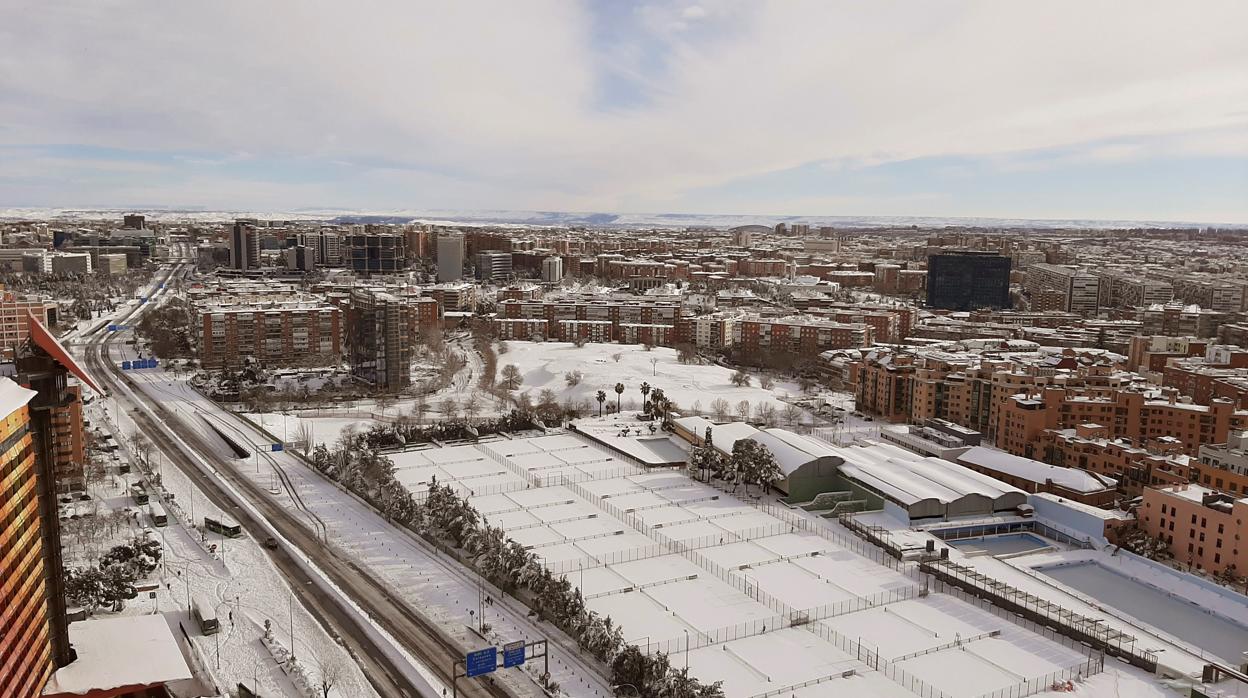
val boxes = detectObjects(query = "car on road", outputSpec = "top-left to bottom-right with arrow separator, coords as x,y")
264,536 -> 279,550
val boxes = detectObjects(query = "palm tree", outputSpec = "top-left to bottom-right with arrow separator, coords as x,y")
595,390 -> 607,418
650,387 -> 666,420
640,382 -> 651,412
614,382 -> 625,414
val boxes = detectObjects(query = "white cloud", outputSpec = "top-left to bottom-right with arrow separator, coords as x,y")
0,1 -> 1246,213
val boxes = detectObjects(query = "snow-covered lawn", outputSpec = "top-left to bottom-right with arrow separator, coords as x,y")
498,342 -> 805,415
244,412 -> 384,448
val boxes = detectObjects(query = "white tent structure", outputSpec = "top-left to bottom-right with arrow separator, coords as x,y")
830,442 -> 1027,522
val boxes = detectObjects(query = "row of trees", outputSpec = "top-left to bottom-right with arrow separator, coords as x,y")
687,431 -> 785,497
302,429 -> 722,696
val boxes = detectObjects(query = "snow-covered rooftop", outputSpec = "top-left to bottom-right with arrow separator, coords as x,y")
43,615 -> 193,696
957,446 -> 1116,493
832,442 -> 1024,506
0,377 -> 35,420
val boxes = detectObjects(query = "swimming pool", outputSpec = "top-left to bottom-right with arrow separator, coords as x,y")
947,533 -> 1051,557
1040,561 -> 1248,664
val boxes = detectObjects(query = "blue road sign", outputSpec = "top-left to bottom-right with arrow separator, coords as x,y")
271,443 -> 284,452
465,648 -> 497,678
107,324 -> 118,332
121,361 -> 132,370
503,641 -> 525,668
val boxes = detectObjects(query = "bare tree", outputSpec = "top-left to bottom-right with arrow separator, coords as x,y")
711,398 -> 731,421
440,397 -> 459,420
759,375 -> 775,390
783,403 -> 802,426
296,420 -> 316,455
413,393 -> 429,425
731,370 -> 751,387
735,400 -> 752,422
316,656 -> 345,698
463,393 -> 481,421
755,402 -> 777,426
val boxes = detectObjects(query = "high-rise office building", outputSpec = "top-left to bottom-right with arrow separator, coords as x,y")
229,221 -> 261,270
437,233 -> 465,282
347,289 -> 412,391
346,232 -> 407,274
926,251 -> 1012,311
541,256 -> 563,283
476,251 -> 513,281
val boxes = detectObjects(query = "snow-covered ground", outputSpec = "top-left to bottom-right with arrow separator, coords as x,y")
497,342 -> 806,416
245,412 -> 384,449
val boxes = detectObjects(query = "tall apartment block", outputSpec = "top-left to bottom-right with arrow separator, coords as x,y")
541,256 -> 563,283
229,220 -> 261,270
2,317 -> 103,696
476,250 -> 513,281
348,289 -> 412,391
0,379 -> 55,698
437,233 -> 465,282
346,232 -> 407,274
925,251 -> 1011,311
1026,264 -> 1100,316
1097,272 -> 1173,308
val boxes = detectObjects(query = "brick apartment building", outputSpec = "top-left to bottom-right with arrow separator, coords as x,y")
856,347 -> 1134,443
197,300 -> 342,369
1139,483 -> 1246,573
1161,345 -> 1248,408
495,298 -> 681,345
732,316 -> 873,365
998,387 -> 1248,459
1126,335 -> 1208,373
0,293 -> 57,361
1039,423 -> 1190,497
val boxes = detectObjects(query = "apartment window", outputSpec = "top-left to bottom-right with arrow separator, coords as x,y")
1216,553 -> 1222,564
1188,543 -> 1195,553
1192,514 -> 1198,524
1190,529 -> 1196,539
1202,518 -> 1208,528
1219,523 -> 1225,534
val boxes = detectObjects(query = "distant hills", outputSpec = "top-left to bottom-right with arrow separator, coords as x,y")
2,206 -> 1244,229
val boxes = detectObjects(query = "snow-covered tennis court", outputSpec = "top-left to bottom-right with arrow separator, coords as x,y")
399,430 -> 1101,697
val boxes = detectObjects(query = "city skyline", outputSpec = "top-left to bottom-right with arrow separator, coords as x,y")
3,1 -> 1247,222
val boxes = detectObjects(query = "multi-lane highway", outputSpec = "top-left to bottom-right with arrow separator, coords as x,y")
76,264 -> 517,698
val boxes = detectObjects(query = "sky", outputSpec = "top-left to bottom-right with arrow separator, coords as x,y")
2,1 -> 1247,223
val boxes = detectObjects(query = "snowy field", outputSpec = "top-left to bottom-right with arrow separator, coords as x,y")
245,412 -> 385,449
383,428 -> 1100,697
498,342 -> 805,416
